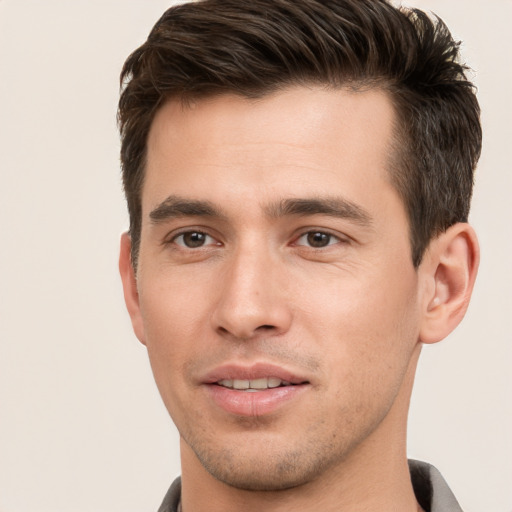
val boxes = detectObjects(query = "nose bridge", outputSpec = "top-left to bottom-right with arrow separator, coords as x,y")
212,236 -> 291,339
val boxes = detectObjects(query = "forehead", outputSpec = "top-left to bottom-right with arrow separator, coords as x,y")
144,86 -> 398,215
148,85 -> 395,152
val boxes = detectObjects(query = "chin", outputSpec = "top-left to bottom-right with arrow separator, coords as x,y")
192,441 -> 337,492
204,461 -> 320,492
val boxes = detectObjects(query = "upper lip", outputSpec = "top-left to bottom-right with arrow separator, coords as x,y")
201,362 -> 310,385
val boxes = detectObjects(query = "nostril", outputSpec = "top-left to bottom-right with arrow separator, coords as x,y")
215,323 -> 277,341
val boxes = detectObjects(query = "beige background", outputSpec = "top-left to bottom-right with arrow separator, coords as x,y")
0,1 -> 510,511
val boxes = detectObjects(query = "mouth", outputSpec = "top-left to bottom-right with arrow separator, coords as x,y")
216,377 -> 302,392
202,363 -> 311,416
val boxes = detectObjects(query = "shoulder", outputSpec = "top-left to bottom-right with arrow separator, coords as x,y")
157,476 -> 181,512
409,459 -> 463,512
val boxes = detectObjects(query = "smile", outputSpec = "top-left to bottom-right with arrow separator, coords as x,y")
217,377 -> 294,391
202,364 -> 311,416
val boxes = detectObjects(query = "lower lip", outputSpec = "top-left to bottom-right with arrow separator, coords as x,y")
204,384 -> 309,417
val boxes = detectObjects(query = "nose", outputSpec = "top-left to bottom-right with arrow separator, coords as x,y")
211,244 -> 293,341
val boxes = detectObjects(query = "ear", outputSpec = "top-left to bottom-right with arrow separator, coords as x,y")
119,233 -> 146,345
419,223 -> 479,344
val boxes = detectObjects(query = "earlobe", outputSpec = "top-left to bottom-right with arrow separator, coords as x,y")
119,233 -> 146,345
419,223 -> 479,344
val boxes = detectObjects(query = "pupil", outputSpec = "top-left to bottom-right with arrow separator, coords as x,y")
184,232 -> 205,248
307,232 -> 330,247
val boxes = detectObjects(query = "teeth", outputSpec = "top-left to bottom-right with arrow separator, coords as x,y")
250,378 -> 268,389
267,377 -> 282,388
217,377 -> 289,390
233,379 -> 250,390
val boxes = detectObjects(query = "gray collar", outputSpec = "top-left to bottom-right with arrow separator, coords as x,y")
159,460 -> 463,512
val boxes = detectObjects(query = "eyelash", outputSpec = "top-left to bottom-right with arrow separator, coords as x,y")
170,230 -> 219,249
293,230 -> 344,249
167,228 -> 346,251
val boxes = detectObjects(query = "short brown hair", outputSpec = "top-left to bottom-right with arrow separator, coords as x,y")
118,0 -> 481,268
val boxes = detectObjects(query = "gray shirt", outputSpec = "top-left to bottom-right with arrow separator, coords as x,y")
158,459 -> 463,512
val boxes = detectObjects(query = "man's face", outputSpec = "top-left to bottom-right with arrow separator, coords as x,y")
126,86 -> 425,490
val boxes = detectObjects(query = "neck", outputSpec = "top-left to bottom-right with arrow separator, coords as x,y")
180,345 -> 422,512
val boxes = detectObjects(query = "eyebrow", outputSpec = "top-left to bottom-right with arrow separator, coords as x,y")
149,195 -> 223,223
265,197 -> 372,227
149,195 -> 372,227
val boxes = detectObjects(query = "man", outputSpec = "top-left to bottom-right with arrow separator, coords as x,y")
118,1 -> 481,510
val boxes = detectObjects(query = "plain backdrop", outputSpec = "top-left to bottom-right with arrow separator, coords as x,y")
0,1 -> 511,511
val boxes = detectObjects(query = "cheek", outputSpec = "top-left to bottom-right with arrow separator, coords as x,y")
137,273 -> 213,388
140,266 -> 212,336
299,275 -> 420,440
296,262 -> 420,385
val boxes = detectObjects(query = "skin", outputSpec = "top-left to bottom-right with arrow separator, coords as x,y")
120,86 -> 479,512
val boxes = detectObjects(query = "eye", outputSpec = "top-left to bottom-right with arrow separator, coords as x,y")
295,231 -> 341,248
173,231 -> 217,248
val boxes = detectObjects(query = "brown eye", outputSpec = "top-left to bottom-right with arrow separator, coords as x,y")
307,232 -> 331,247
174,231 -> 213,248
296,231 -> 339,248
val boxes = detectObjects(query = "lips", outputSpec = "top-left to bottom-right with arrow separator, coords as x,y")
202,362 -> 308,385
201,363 -> 310,416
